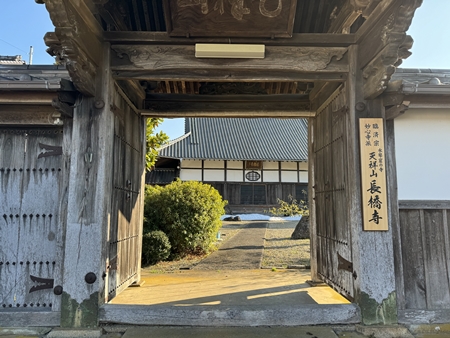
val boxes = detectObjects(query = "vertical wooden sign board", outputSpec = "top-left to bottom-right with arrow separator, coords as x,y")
359,118 -> 389,231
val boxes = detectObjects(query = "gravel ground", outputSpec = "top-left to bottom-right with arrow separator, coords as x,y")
261,221 -> 311,269
143,222 -> 246,273
143,221 -> 311,273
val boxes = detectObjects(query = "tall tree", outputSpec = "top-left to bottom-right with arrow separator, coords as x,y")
146,118 -> 169,171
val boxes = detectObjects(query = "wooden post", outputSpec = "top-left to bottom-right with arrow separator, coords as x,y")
308,117 -> 319,282
59,43 -> 115,328
385,119 -> 405,312
135,118 -> 147,286
347,45 -> 398,325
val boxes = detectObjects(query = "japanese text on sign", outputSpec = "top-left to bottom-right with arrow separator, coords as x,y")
359,118 -> 389,231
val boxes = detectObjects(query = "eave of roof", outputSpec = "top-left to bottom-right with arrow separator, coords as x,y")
158,118 -> 308,162
393,68 -> 450,96
0,65 -> 70,91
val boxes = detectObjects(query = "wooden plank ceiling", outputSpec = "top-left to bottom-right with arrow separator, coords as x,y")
151,81 -> 312,95
96,0 -> 346,34
95,0 -> 346,97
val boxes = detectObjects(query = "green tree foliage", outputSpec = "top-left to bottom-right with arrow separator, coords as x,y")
143,180 -> 227,259
146,118 -> 169,171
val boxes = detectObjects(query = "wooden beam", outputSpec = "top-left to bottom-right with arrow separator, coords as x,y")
142,94 -> 311,118
104,32 -> 357,47
142,111 -> 313,118
115,80 -> 146,109
309,81 -> 342,111
385,104 -> 409,120
382,90 -> 410,120
111,45 -> 348,82
399,200 -> 450,210
114,70 -> 347,83
52,98 -> 74,118
382,91 -> 405,107
0,91 -> 56,105
0,105 -> 63,126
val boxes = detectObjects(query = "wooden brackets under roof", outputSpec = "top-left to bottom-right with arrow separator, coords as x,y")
41,0 -> 422,110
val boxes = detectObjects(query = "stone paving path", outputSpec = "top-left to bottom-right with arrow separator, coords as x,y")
192,222 -> 267,270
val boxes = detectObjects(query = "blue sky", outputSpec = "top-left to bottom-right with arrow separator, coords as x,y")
1,0 -> 449,139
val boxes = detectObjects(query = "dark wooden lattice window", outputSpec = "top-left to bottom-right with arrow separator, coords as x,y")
240,185 -> 266,205
241,185 -> 253,205
253,185 -> 266,205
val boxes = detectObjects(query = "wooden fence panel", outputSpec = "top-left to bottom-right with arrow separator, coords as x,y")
422,209 -> 450,308
397,201 -> 450,323
399,209 -> 426,309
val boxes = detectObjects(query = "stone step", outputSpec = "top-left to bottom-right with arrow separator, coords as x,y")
99,303 -> 360,327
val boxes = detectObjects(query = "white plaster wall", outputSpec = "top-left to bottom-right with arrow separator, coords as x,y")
281,171 -> 298,183
263,171 -> 279,182
226,170 -> 243,182
281,162 -> 297,170
299,171 -> 309,183
180,169 -> 202,181
227,160 -> 243,169
204,170 -> 225,181
395,108 -> 450,200
182,159 -> 202,168
204,160 -> 225,168
263,161 -> 279,170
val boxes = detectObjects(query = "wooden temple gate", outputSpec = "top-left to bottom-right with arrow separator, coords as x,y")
313,85 -> 355,301
107,85 -> 145,301
0,127 -> 66,326
1,0 -> 437,329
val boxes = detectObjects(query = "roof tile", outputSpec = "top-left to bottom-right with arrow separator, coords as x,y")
159,118 -> 308,161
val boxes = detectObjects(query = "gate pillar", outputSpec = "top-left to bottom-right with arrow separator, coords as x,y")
347,45 -> 398,325
310,44 -> 400,325
59,45 -> 115,328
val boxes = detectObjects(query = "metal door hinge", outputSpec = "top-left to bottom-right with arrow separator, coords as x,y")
29,275 -> 54,293
337,253 -> 353,272
337,253 -> 357,279
38,143 -> 62,159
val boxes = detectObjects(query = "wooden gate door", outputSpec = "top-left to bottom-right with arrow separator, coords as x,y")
0,128 -> 65,326
313,85 -> 355,301
106,91 -> 144,301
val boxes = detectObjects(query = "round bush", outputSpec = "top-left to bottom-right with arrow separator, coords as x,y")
143,185 -> 163,233
141,230 -> 171,265
144,180 -> 227,257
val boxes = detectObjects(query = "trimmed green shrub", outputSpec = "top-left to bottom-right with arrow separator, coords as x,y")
141,230 -> 171,265
143,184 -> 163,233
144,180 -> 227,257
